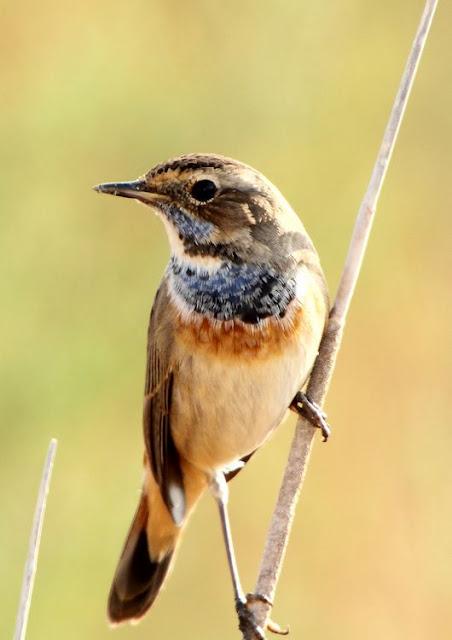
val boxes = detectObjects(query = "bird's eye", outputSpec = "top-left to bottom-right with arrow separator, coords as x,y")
190,179 -> 217,202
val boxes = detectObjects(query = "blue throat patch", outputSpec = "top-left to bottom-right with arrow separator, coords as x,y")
169,257 -> 296,324
160,203 -> 214,242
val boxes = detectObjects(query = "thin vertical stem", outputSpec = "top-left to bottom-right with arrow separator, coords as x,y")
14,439 -> 58,640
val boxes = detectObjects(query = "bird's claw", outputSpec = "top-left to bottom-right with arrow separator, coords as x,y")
267,619 -> 290,636
236,594 -> 289,638
236,597 -> 266,640
246,592 -> 274,608
291,391 -> 331,442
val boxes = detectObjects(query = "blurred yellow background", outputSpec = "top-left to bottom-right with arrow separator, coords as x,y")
1,1 -> 451,638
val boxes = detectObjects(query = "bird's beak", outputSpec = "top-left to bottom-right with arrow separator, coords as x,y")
93,179 -> 168,205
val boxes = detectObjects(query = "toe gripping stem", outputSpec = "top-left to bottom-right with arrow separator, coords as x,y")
236,593 -> 289,638
291,391 -> 331,442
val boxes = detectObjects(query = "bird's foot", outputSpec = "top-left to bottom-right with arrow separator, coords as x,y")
236,597 -> 266,640
236,594 -> 289,638
290,392 -> 331,442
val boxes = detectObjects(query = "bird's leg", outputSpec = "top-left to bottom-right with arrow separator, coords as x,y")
290,391 -> 331,442
210,472 -> 266,640
210,472 -> 245,604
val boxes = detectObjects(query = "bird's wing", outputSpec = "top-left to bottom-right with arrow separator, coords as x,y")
143,282 -> 185,525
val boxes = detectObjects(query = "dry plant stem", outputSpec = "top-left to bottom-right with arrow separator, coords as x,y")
14,439 -> 58,640
245,0 -> 438,636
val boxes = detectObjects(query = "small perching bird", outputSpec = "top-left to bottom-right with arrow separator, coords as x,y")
94,153 -> 329,636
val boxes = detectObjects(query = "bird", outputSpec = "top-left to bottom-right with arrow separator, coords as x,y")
94,153 -> 329,636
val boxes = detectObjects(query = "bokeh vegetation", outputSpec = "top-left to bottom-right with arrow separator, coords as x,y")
1,1 -> 451,638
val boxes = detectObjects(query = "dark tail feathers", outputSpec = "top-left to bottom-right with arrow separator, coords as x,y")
108,493 -> 173,624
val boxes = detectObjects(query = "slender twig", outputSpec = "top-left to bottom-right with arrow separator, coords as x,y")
245,1 -> 438,636
14,439 -> 58,640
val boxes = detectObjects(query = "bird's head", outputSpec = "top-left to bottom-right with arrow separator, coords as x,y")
94,153 -> 313,269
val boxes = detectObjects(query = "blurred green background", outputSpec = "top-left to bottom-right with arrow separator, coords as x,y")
1,1 -> 451,638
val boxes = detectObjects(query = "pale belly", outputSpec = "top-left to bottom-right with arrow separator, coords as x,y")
171,326 -> 317,474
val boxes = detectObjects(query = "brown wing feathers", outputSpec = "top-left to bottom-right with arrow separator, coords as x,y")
143,286 -> 186,525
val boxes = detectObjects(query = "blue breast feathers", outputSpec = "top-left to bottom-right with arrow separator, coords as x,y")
169,257 -> 297,324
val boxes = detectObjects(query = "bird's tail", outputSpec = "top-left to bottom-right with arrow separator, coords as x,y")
108,464 -> 205,625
